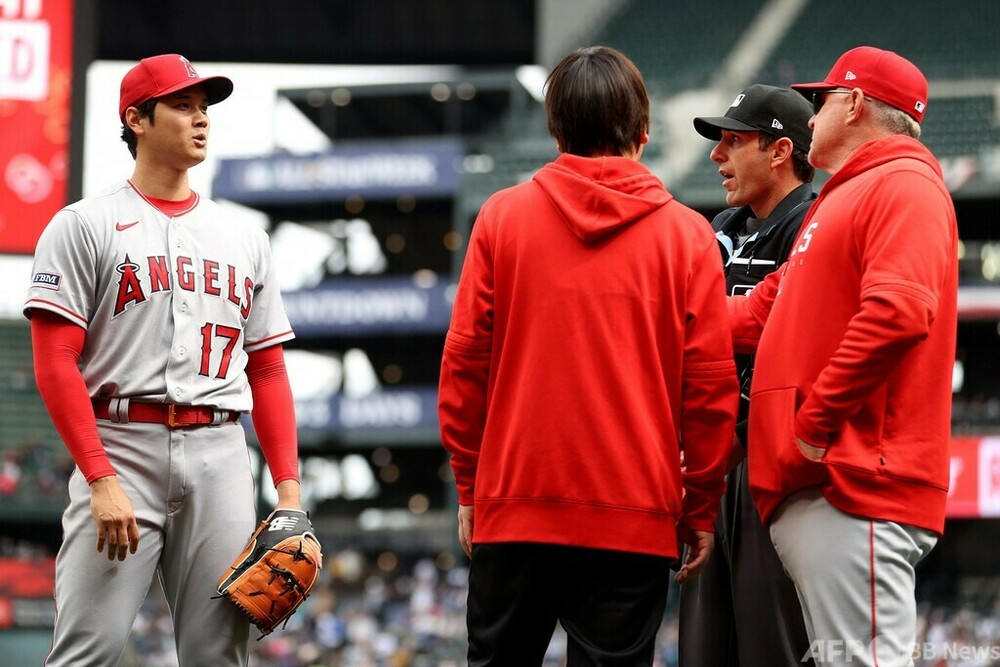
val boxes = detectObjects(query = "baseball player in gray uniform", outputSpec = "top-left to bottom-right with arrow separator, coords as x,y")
24,54 -> 302,666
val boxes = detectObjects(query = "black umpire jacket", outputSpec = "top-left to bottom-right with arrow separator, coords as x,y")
712,182 -> 816,444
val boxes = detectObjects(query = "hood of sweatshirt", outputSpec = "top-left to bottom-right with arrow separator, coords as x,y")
532,152 -> 673,243
824,135 -> 944,193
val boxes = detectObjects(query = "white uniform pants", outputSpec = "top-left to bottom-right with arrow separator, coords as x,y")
770,487 -> 937,667
45,421 -> 256,667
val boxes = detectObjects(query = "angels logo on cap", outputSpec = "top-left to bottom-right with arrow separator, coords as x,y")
180,56 -> 198,79
118,53 -> 234,122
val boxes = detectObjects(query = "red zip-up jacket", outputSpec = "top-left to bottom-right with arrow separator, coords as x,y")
729,135 -> 958,534
439,153 -> 738,558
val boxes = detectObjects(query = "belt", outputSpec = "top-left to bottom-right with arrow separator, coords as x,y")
92,398 -> 241,428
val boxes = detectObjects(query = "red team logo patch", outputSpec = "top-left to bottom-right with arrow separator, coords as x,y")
113,255 -> 144,316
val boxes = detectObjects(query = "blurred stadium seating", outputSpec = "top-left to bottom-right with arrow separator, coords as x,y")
0,324 -> 70,518
921,96 -> 1000,159
597,0 -> 766,94
756,0 -> 1000,82
464,1 -> 1000,211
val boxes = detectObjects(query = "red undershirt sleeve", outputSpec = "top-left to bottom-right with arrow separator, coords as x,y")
245,344 -> 299,485
29,310 -> 115,483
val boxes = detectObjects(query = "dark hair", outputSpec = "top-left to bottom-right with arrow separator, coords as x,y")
120,98 -> 158,159
545,46 -> 649,157
758,133 -> 815,183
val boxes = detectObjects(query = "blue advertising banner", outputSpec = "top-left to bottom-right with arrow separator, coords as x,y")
213,139 -> 463,203
296,387 -> 438,432
283,275 -> 454,336
244,387 -> 439,438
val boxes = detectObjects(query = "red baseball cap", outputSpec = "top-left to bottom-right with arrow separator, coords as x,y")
791,46 -> 928,123
119,53 -> 233,122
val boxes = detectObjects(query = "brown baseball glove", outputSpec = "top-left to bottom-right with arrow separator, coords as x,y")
215,508 -> 322,637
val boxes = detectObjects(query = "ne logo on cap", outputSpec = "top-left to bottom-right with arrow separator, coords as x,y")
771,119 -> 784,130
730,93 -> 745,107
790,46 -> 929,123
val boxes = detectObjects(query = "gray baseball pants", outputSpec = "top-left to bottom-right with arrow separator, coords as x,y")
45,420 -> 256,667
769,487 -> 937,667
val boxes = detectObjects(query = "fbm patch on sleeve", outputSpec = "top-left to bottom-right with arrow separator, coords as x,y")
32,272 -> 62,290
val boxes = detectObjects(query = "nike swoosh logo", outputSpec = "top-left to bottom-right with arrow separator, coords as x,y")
115,220 -> 139,231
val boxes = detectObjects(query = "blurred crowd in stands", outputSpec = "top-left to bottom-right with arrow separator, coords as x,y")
952,396 -> 1000,435
115,550 -> 684,667
108,552 -> 997,667
0,539 -> 998,665
0,436 -> 73,511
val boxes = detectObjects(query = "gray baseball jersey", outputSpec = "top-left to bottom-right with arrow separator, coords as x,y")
25,180 -> 294,406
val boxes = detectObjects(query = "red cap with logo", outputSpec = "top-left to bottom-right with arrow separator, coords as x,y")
119,53 -> 233,122
791,46 -> 928,123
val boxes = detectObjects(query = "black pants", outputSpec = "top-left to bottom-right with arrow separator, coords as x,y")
467,542 -> 673,667
677,460 -> 814,666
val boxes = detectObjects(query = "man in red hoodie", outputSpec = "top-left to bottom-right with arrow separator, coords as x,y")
438,46 -> 738,666
729,47 -> 958,666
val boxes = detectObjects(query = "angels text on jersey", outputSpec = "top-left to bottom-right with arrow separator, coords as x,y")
113,252 -> 255,319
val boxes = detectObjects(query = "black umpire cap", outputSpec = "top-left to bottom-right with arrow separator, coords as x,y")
693,84 -> 813,153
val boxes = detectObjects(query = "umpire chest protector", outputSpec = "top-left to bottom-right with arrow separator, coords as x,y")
713,183 -> 816,296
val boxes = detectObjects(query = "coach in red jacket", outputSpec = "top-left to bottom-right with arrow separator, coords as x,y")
729,46 -> 958,666
438,46 -> 738,666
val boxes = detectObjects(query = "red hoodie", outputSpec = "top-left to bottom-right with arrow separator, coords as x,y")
729,135 -> 958,534
439,153 -> 738,558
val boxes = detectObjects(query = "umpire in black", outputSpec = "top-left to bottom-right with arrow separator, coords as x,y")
679,84 -> 818,666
